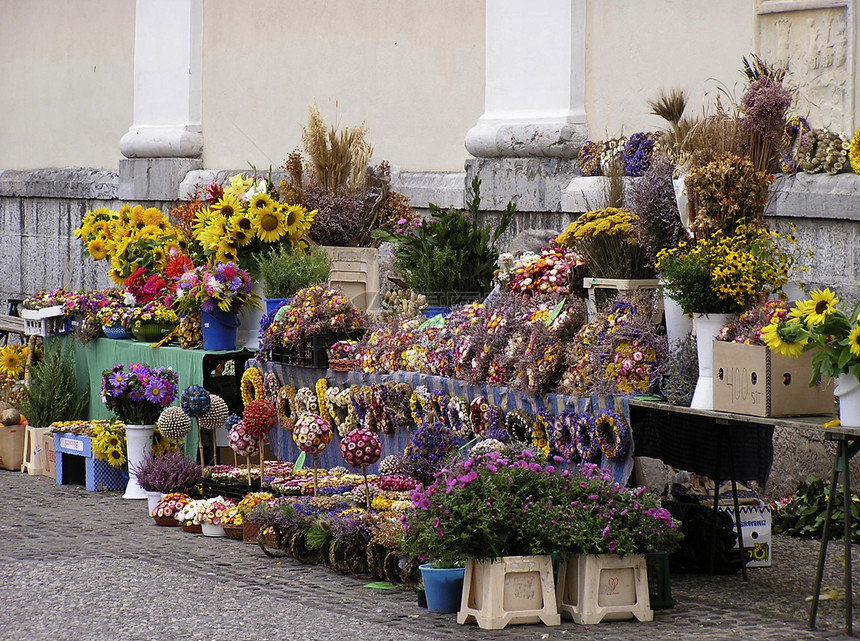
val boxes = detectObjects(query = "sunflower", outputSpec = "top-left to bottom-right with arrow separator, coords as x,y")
283,204 -> 307,237
87,238 -> 109,260
217,246 -> 239,263
804,288 -> 839,325
228,214 -> 255,247
247,192 -> 275,217
0,347 -> 25,379
138,224 -> 164,239
255,205 -> 287,243
760,320 -> 806,358
848,326 -> 860,358
106,446 -> 127,469
209,193 -> 243,220
198,213 -> 229,250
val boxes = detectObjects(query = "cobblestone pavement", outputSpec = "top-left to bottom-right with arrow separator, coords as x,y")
0,471 -> 857,641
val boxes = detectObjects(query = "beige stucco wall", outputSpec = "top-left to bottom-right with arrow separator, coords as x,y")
201,0 -> 486,173
0,0 -> 135,170
585,0 -> 756,139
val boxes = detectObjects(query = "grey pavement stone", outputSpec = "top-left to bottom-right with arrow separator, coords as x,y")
0,471 -> 855,641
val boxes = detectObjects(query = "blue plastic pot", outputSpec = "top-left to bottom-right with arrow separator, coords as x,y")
265,298 -> 289,315
422,306 -> 451,319
201,310 -> 239,351
419,563 -> 464,614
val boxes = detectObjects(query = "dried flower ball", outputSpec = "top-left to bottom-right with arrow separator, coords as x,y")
228,420 -> 260,457
181,385 -> 211,418
340,427 -> 381,469
157,406 -> 192,440
377,454 -> 405,476
242,399 -> 277,438
292,413 -> 332,455
198,394 -> 229,431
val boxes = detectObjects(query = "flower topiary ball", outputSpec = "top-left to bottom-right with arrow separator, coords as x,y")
340,427 -> 381,469
198,394 -> 229,431
228,420 -> 260,457
242,399 -> 277,438
292,413 -> 332,455
181,385 -> 211,418
157,406 -> 192,440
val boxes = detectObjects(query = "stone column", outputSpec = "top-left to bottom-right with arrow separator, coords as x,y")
118,0 -> 203,201
464,0 -> 587,237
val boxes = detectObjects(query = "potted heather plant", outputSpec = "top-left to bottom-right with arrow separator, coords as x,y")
133,450 -> 203,513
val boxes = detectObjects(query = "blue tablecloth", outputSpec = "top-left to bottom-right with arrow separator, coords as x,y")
259,362 -> 636,484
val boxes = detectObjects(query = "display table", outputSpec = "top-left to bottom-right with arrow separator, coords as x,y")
62,337 -> 250,459
628,399 -> 834,582
809,424 -> 860,635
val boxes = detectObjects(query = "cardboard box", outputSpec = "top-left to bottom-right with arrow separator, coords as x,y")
0,424 -> 25,471
719,504 -> 772,568
713,341 -> 835,417
42,431 -> 56,479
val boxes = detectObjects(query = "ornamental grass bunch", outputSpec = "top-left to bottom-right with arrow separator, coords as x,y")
761,288 -> 860,384
656,224 -> 794,315
101,363 -> 178,425
402,454 -> 681,566
556,207 -> 654,280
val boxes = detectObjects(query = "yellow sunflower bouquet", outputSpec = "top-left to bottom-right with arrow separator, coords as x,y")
191,173 -> 317,271
762,288 -> 860,384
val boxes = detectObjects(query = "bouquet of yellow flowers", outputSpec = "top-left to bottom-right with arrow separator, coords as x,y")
656,225 -> 794,315
761,288 -> 860,384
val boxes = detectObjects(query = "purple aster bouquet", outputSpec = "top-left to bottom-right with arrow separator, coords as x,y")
101,363 -> 179,425
174,261 -> 260,315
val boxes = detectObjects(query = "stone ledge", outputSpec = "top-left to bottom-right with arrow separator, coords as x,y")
390,170 -> 465,209
562,172 -> 860,220
0,169 -> 117,200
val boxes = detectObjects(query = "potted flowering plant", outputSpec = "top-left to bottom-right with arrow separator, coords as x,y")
129,301 -> 179,343
762,288 -> 860,424
175,261 -> 261,350
403,453 -> 681,628
198,496 -> 238,537
101,362 -> 179,499
96,300 -> 136,339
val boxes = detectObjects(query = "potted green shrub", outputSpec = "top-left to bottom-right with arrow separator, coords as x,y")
373,176 -> 516,309
255,244 -> 332,314
19,341 -> 87,427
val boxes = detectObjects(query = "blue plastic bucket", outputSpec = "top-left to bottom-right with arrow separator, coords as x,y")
265,298 -> 289,315
201,310 -> 239,351
419,564 -> 464,613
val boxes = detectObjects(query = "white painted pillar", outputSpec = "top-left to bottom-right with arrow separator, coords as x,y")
465,0 -> 587,158
119,0 -> 203,159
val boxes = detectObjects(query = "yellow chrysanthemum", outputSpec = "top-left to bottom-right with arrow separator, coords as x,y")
256,206 -> 287,243
804,288 -> 839,325
209,193 -> 244,220
142,207 -> 165,226
87,238 -> 109,260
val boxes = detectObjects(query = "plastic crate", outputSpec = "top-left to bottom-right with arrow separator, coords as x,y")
20,306 -> 71,337
202,478 -> 262,502
54,433 -> 127,492
272,332 -> 361,369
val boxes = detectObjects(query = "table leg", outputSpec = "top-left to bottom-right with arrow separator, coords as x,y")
809,440 -> 842,629
709,431 -> 724,576
728,445 -> 748,582
842,442 -> 853,635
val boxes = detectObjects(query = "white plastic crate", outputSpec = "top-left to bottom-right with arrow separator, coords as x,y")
19,306 -> 69,337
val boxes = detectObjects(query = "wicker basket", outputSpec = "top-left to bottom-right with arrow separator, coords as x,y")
181,522 -> 203,534
153,516 -> 178,527
223,524 -> 244,540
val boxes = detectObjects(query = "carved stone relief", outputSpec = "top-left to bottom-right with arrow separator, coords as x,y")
757,4 -> 850,132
